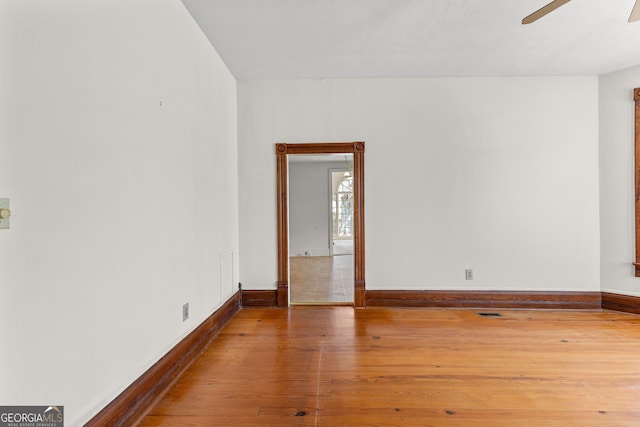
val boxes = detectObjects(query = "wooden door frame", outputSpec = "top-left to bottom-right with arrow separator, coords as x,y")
634,88 -> 640,276
276,142 -> 366,307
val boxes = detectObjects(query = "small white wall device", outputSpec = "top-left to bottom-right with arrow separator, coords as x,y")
0,198 -> 11,229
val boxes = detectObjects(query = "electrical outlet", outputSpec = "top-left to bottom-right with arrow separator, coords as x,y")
182,302 -> 189,322
0,198 -> 10,230
465,269 -> 473,280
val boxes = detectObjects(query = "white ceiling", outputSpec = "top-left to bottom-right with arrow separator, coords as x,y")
181,0 -> 640,80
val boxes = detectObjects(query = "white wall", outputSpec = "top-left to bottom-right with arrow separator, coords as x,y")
599,66 -> 640,296
238,77 -> 600,292
0,1 -> 238,425
289,160 -> 347,256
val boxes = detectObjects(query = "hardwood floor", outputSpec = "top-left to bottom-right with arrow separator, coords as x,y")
138,307 -> 640,426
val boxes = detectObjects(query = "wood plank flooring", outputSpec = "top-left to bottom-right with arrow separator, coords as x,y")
138,307 -> 640,426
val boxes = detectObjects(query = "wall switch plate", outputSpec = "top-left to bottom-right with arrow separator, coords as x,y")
465,269 -> 473,280
182,302 -> 189,322
0,198 -> 10,230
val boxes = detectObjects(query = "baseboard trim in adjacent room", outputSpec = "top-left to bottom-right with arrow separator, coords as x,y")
241,289 -> 278,307
365,290 -> 602,310
602,292 -> 640,315
84,291 -> 241,427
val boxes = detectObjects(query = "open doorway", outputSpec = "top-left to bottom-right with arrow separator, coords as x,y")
288,157 -> 354,304
275,142 -> 365,308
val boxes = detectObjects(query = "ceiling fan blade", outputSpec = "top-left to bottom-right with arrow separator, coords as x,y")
522,0 -> 572,25
630,0 -> 640,22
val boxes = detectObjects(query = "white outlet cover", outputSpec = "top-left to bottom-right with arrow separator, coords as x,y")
182,302 -> 189,321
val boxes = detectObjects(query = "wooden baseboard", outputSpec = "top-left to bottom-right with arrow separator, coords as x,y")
242,289 -> 277,307
602,292 -> 640,315
365,290 -> 602,310
84,291 -> 241,427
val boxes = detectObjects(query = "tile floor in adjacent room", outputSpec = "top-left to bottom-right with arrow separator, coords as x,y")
290,255 -> 354,304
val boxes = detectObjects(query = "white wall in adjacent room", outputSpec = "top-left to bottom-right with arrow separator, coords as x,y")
599,65 -> 640,296
289,160 -> 349,257
0,1 -> 238,424
238,77 -> 600,292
